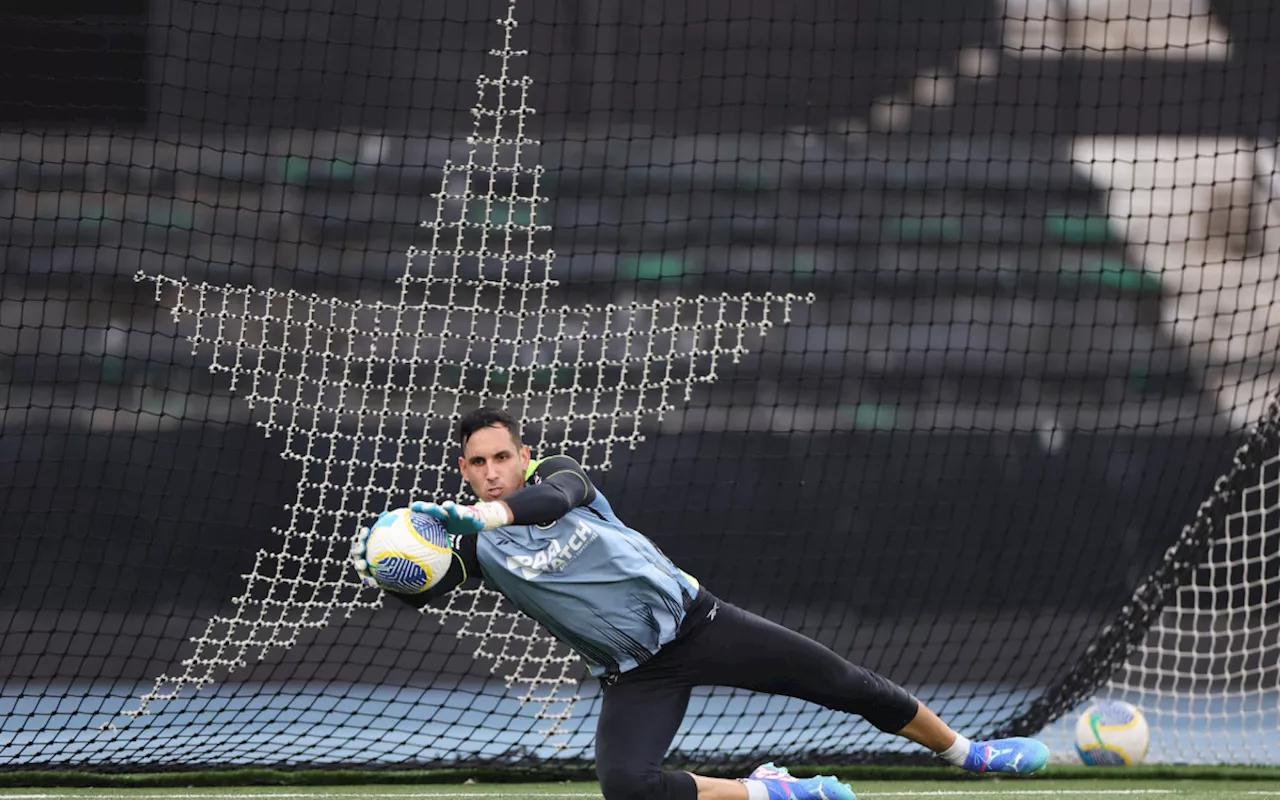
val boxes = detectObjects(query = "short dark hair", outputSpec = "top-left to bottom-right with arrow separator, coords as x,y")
457,406 -> 521,449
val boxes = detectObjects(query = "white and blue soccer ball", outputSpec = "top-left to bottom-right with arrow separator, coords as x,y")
364,508 -> 453,594
1074,700 -> 1150,766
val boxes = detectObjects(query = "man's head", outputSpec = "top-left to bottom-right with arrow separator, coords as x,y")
457,406 -> 531,502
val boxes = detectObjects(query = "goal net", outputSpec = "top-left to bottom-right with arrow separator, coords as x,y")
1018,397 -> 1280,764
1,0 -> 1277,770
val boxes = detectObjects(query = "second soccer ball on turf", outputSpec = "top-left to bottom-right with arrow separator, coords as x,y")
364,508 -> 453,594
1074,700 -> 1150,766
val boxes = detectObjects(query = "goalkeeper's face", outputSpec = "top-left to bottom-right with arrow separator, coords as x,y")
459,423 -> 532,502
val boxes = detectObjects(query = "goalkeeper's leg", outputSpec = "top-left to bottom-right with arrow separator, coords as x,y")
681,593 -> 1049,775
597,666 -> 786,799
595,596 -> 855,800
593,671 -> 698,800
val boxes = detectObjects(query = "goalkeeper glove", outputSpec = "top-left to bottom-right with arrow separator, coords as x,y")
348,513 -> 390,589
411,499 -> 510,535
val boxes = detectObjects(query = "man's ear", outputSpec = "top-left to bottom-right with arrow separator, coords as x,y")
457,454 -> 466,477
520,444 -> 531,476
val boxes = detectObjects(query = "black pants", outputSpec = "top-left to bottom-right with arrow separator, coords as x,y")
594,590 -> 920,800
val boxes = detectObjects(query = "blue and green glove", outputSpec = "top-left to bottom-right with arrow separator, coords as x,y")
348,511 -> 394,588
410,499 -> 511,535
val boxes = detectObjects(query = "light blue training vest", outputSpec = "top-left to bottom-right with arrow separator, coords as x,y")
474,478 -> 701,677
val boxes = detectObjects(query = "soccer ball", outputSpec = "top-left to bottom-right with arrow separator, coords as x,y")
1074,700 -> 1150,766
364,507 -> 453,594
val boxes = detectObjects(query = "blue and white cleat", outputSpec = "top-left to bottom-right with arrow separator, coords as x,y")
748,762 -> 857,800
961,737 -> 1050,775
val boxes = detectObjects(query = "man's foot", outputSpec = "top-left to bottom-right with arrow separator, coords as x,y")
747,762 -> 857,800
960,737 -> 1050,774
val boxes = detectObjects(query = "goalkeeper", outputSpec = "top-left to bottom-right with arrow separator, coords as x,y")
351,406 -> 1049,800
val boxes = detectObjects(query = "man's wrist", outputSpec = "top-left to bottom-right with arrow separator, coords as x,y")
472,501 -> 513,530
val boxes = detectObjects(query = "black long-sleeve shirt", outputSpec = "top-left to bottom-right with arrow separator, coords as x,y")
391,454 -> 595,609
387,453 -> 702,677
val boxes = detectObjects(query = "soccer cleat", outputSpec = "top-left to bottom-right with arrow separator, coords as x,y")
961,737 -> 1050,775
747,762 -> 857,800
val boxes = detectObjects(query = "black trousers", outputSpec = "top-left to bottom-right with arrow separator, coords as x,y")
594,590 -> 920,800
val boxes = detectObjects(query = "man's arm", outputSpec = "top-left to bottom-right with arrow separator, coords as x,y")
417,454 -> 597,533
389,456 -> 592,606
504,454 -> 596,525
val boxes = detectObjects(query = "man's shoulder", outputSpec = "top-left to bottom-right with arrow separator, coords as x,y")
526,453 -> 588,481
527,455 -> 597,505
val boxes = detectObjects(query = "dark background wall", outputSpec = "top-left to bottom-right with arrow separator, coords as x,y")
5,1 -> 1278,135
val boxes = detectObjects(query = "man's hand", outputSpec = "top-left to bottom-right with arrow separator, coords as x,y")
411,499 -> 510,535
349,514 -> 389,589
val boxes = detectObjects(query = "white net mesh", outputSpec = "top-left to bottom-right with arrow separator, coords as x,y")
1089,450 -> 1280,764
115,0 -> 810,742
1042,432 -> 1280,764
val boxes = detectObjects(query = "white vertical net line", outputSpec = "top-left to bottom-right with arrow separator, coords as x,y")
116,0 -> 812,744
1093,450 -> 1280,764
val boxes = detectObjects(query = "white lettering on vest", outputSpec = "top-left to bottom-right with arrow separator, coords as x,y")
505,522 -> 598,579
